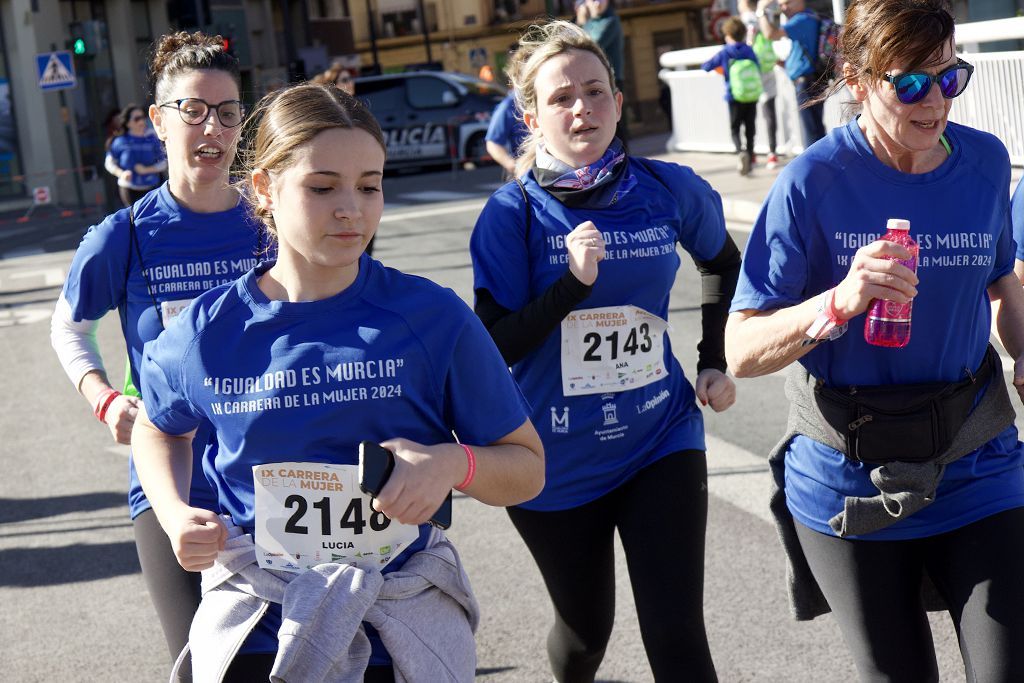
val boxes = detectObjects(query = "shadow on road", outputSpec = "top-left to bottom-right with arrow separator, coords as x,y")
0,492 -> 125,524
0,540 -> 140,586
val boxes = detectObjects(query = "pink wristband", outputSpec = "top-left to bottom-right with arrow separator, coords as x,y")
455,443 -> 476,491
94,389 -> 121,423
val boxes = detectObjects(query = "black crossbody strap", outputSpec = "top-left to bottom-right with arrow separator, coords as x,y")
128,205 -> 164,330
514,177 -> 532,242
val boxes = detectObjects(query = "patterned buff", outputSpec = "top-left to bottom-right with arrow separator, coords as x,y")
534,139 -> 637,209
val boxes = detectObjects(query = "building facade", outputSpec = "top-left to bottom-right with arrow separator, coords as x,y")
1,0 -> 1020,207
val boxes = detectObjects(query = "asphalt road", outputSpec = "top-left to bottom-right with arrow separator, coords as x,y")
1,156 -> 1005,681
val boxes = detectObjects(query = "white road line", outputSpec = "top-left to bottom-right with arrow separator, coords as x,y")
705,433 -> 773,525
380,200 -> 486,223
107,444 -> 131,458
7,267 -> 66,287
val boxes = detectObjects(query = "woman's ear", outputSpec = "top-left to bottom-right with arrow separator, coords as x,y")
844,62 -> 868,102
523,110 -> 541,137
251,169 -> 274,211
149,104 -> 166,141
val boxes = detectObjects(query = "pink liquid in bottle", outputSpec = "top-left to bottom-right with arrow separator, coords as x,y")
864,218 -> 918,348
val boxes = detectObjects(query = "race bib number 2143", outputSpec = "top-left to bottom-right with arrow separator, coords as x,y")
560,305 -> 668,396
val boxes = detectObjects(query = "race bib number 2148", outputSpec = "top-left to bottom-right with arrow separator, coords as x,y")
252,462 -> 419,574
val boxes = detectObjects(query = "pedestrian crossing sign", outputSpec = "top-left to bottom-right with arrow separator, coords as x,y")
36,51 -> 76,91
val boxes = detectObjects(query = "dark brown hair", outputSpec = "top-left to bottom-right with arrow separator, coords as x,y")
723,16 -> 747,43
149,31 -> 241,103
237,82 -> 386,237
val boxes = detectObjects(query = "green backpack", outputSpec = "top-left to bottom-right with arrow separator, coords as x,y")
729,58 -> 763,103
752,32 -> 778,74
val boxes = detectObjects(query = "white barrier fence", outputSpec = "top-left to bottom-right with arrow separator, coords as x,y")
659,17 -> 1024,165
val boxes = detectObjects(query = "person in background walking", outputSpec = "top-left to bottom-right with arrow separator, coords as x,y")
702,16 -> 761,176
471,20 -> 738,683
486,47 -> 530,179
740,0 -> 780,169
313,61 -> 356,95
755,0 -> 826,148
576,0 -> 628,143
51,31 -> 260,681
727,1 -> 1024,679
105,103 -> 167,207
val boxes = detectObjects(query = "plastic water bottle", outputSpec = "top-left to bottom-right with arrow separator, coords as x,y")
864,218 -> 918,348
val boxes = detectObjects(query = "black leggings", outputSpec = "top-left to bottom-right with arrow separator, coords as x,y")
761,96 -> 777,154
507,451 -> 716,683
727,101 -> 757,155
224,654 -> 395,682
133,508 -> 202,682
796,507 -> 1024,683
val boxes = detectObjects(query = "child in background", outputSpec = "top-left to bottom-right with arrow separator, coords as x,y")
740,0 -> 781,169
702,16 -> 761,175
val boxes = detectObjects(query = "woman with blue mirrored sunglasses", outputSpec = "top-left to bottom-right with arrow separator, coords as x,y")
883,58 -> 974,105
728,0 -> 1024,681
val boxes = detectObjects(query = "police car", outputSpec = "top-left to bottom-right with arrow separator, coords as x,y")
355,71 -> 506,169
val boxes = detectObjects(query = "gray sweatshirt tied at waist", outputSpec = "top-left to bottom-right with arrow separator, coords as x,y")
179,517 -> 480,683
769,360 -> 1014,620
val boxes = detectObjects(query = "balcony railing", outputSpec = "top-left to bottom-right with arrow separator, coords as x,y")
658,17 -> 1024,165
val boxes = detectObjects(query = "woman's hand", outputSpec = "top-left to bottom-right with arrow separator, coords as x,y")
695,369 -> 736,412
372,438 -> 462,526
566,221 -> 606,286
832,239 -> 918,320
104,394 -> 142,444
161,504 -> 227,571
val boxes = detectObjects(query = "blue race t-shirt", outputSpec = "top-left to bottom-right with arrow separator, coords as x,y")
140,255 -> 530,659
731,118 -> 1024,540
61,183 -> 262,518
701,42 -> 760,102
782,10 -> 818,80
485,93 -> 529,155
109,133 -> 165,188
1012,175 -> 1024,261
471,157 -> 727,511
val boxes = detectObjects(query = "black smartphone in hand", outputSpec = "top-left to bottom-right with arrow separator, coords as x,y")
357,441 -> 452,530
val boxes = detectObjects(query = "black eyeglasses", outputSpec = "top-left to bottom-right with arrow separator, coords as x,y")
882,59 -> 975,105
129,115 -> 147,122
158,98 -> 245,128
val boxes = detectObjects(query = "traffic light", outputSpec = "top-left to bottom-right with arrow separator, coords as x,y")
67,20 -> 106,57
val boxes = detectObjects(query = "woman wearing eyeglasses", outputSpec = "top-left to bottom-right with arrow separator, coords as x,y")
50,31 -> 261,681
105,103 -> 167,206
726,0 -> 1024,679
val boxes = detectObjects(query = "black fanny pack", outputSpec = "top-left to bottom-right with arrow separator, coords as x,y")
813,345 -> 999,464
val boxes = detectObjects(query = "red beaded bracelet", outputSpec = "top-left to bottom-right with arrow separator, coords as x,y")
94,389 -> 121,424
455,443 -> 476,491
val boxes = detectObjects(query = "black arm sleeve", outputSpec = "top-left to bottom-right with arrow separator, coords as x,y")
474,271 -> 593,366
693,233 -> 742,374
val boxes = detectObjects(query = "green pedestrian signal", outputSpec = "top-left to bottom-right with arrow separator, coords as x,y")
73,38 -> 86,55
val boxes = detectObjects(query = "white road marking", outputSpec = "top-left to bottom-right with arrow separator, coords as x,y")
705,433 -> 774,524
7,267 -> 66,287
0,307 -> 52,327
380,200 -> 486,223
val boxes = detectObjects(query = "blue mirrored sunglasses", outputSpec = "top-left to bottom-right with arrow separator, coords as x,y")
883,59 -> 975,105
